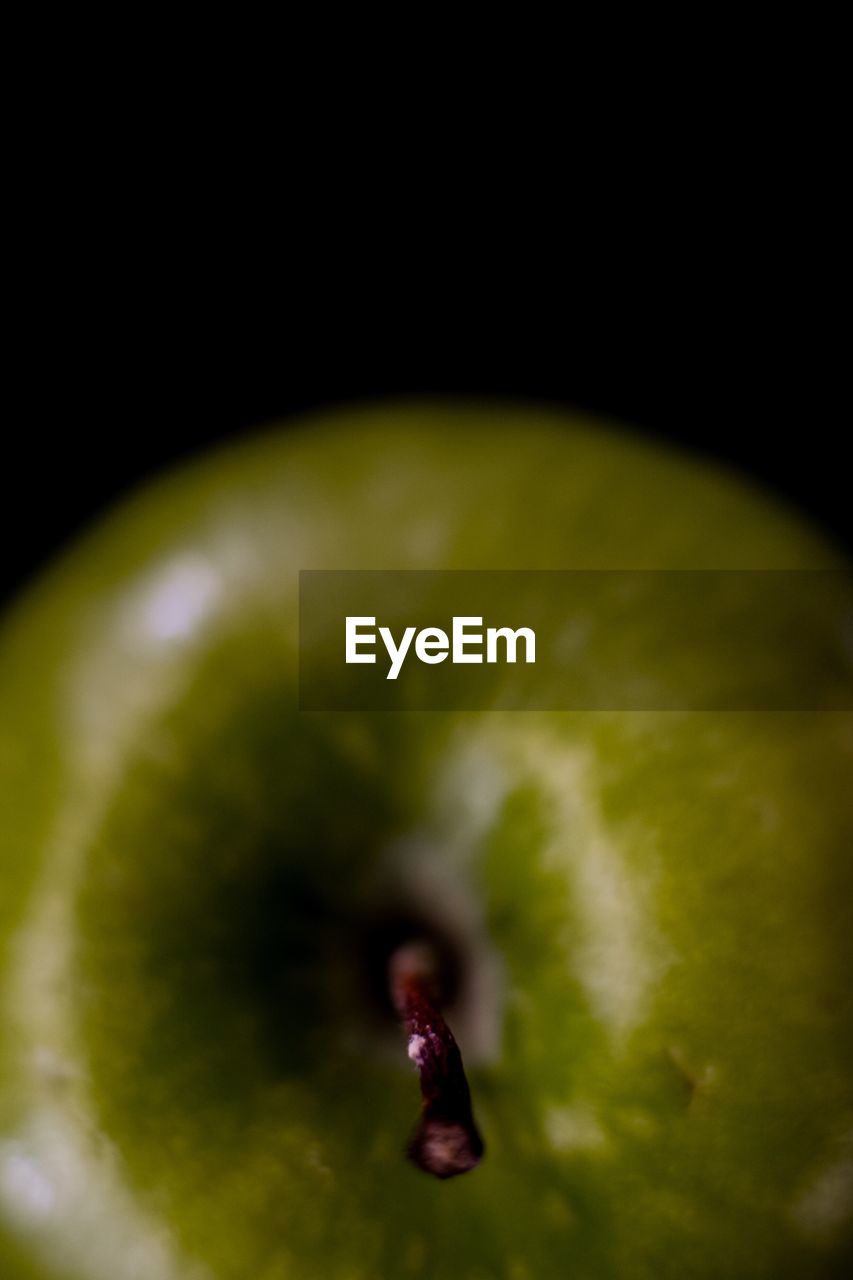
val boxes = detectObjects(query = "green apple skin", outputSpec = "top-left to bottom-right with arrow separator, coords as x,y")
1,403 -> 852,1280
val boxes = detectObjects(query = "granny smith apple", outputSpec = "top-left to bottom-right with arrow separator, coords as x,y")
1,403 -> 852,1280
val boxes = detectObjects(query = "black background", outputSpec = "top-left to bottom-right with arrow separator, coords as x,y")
3,40 -> 847,614
3,246 -> 846,610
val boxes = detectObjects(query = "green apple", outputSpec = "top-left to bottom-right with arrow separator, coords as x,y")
1,403 -> 852,1280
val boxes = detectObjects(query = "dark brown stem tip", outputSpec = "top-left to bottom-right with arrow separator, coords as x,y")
409,1117 -> 485,1180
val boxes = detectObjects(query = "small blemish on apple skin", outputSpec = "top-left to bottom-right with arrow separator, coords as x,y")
542,1189 -> 577,1228
403,1233 -> 427,1272
505,1255 -> 535,1280
616,1108 -> 660,1141
305,1144 -> 332,1181
665,1045 -> 717,1108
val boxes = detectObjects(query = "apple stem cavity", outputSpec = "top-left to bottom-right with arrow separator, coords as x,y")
389,940 -> 485,1180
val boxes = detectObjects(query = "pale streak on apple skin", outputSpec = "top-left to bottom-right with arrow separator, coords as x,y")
434,725 -> 671,1045
428,727 -> 668,1164
529,733 -> 671,1042
788,1123 -> 853,1245
0,543 -> 257,1280
377,832 -> 506,1067
0,1142 -> 56,1221
378,758 -> 507,1070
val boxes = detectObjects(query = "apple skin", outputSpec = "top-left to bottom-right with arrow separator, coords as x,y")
1,402 -> 852,1280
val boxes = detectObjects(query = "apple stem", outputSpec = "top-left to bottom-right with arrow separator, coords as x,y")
389,940 -> 485,1180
